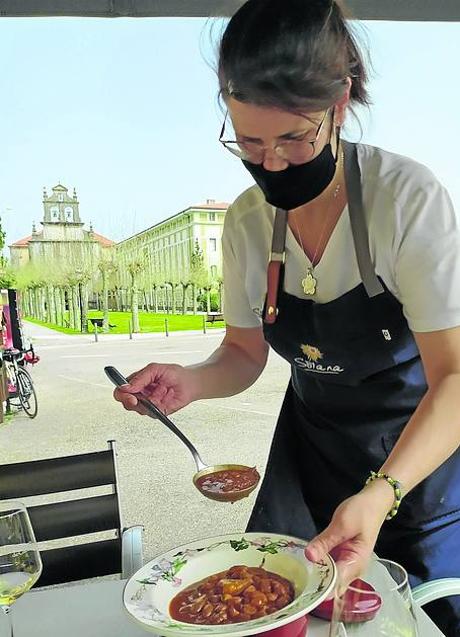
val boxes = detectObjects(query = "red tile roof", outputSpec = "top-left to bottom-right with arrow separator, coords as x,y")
10,231 -> 114,248
91,231 -> 115,247
10,235 -> 32,247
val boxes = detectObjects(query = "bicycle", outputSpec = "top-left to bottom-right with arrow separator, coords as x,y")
3,347 -> 39,419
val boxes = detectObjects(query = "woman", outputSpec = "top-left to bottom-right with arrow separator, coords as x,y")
115,1 -> 460,633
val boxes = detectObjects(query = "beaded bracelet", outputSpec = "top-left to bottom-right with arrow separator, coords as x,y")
365,471 -> 403,520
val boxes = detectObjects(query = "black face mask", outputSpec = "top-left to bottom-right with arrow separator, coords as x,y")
242,142 -> 338,210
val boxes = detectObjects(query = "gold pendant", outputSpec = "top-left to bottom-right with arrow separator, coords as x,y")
302,269 -> 317,295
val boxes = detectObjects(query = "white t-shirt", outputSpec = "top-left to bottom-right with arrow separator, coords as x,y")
222,142 -> 460,333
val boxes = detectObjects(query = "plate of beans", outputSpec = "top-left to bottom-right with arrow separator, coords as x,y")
123,532 -> 336,637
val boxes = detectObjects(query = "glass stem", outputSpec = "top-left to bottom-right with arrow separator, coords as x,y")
2,606 -> 14,637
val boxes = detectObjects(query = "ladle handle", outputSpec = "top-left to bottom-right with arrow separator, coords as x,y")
104,366 -> 207,472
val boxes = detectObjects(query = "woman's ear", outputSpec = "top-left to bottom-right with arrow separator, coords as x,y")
334,77 -> 352,126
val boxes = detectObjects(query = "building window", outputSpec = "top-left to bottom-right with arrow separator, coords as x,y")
209,238 -> 217,252
209,212 -> 216,221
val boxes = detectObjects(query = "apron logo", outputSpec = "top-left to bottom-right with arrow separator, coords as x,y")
295,344 -> 344,375
382,329 -> 392,341
300,344 -> 323,361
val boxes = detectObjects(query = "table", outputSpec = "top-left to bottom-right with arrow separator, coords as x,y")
9,579 -> 445,637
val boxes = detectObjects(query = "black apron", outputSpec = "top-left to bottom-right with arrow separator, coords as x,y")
246,141 -> 460,636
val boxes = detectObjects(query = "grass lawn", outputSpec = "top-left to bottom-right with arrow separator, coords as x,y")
24,311 -> 225,335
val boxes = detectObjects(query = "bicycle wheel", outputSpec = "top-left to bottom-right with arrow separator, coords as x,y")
16,367 -> 38,419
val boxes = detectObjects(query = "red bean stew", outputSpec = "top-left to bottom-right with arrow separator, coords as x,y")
196,467 -> 260,494
169,565 -> 294,625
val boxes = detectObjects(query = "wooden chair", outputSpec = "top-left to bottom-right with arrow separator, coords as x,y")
0,440 -> 143,587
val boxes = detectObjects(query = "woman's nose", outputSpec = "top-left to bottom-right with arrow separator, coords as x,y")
262,148 -> 289,172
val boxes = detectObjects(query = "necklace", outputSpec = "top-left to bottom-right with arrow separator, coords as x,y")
291,153 -> 343,295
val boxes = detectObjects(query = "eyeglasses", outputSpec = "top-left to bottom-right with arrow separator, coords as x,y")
219,108 -> 331,165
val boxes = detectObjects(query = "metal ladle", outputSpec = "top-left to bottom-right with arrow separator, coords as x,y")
104,366 -> 260,503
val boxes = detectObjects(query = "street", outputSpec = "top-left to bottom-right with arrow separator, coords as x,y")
0,322 -> 291,562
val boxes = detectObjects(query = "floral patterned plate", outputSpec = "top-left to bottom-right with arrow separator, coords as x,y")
123,532 -> 336,637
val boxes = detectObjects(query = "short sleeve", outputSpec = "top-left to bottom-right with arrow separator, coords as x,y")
222,207 -> 262,329
394,176 -> 460,333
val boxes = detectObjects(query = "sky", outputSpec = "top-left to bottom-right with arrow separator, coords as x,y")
0,16 -> 459,248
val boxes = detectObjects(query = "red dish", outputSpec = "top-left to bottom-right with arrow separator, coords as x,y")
309,578 -> 382,623
259,615 -> 309,637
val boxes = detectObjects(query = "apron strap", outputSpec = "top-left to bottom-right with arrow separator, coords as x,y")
342,140 -> 384,298
264,208 -> 287,324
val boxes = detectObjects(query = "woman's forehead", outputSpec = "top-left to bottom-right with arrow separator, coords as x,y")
227,97 -> 323,135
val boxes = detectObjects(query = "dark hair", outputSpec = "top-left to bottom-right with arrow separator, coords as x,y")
218,0 -> 370,112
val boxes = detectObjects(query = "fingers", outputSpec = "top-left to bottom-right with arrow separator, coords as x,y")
111,364 -> 182,417
305,523 -> 346,563
113,386 -> 139,409
122,364 -> 159,393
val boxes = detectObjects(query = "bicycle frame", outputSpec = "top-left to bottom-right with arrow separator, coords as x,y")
3,348 -> 38,419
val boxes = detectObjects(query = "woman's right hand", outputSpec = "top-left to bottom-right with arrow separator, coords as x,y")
113,363 -> 199,416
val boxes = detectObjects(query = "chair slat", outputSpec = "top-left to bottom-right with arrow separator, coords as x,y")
0,450 -> 116,498
29,494 -> 120,541
36,538 -> 122,587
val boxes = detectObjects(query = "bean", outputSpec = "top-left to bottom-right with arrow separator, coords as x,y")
228,606 -> 241,619
209,595 -> 221,603
201,603 -> 214,618
243,604 -> 257,616
250,591 -> 268,608
274,596 -> 289,609
189,596 -> 206,614
213,611 -> 228,624
201,582 -> 213,591
243,585 -> 256,601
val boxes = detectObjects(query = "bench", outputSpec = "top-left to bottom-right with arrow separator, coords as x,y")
88,318 -> 117,329
206,312 -> 224,323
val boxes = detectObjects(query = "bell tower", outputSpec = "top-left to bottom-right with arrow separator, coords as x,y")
43,184 -> 81,224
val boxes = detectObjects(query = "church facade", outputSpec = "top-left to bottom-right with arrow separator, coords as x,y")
9,184 -> 114,270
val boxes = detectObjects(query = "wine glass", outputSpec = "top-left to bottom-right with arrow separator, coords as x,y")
329,557 -> 420,636
0,502 -> 42,637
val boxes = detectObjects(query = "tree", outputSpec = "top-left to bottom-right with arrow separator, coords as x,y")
189,240 -> 207,315
127,259 -> 144,333
14,262 -> 48,322
217,276 -> 224,313
63,253 -> 95,332
98,254 -> 117,332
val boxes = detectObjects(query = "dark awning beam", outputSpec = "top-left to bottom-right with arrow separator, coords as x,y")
0,0 -> 459,21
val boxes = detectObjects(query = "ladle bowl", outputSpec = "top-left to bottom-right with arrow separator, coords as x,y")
193,464 -> 260,503
104,366 -> 260,503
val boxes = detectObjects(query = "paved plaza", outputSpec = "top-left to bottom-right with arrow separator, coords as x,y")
0,322 -> 291,561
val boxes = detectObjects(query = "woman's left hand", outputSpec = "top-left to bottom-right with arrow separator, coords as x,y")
305,480 -> 395,587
